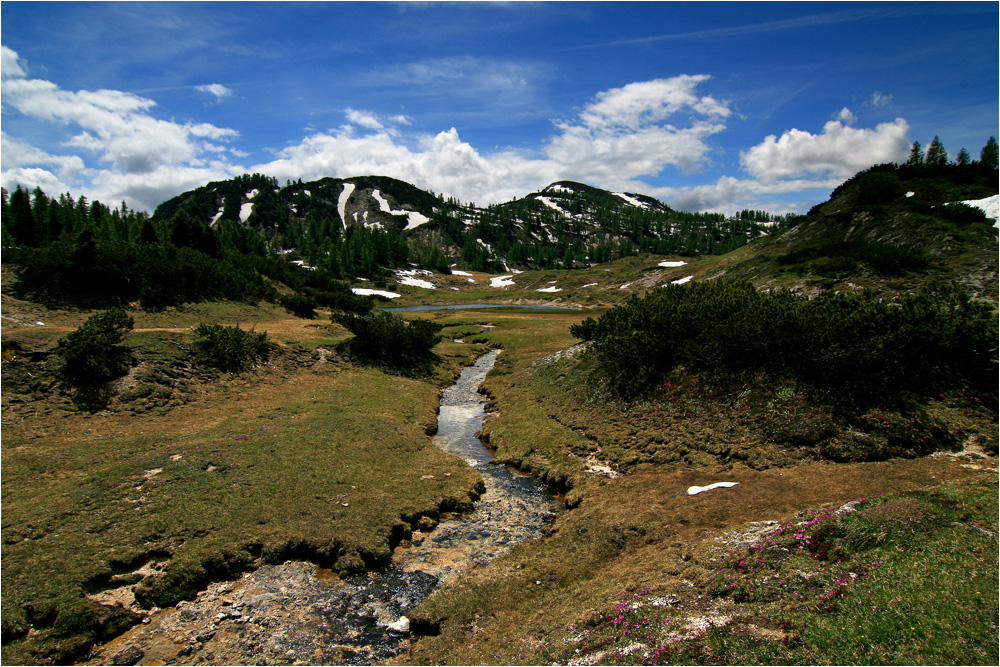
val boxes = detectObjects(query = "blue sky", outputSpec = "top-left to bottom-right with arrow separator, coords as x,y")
2,1 -> 997,215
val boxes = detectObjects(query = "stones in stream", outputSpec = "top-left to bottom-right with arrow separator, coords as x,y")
87,350 -> 559,665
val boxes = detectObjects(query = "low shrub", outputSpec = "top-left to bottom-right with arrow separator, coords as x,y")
332,309 -> 442,371
55,308 -> 135,410
938,201 -> 988,224
572,279 -> 997,410
279,293 -> 318,319
192,323 -> 272,373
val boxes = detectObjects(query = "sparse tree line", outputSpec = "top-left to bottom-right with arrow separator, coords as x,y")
462,196 -> 772,270
906,135 -> 998,169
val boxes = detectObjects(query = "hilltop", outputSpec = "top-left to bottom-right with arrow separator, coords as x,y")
149,174 -> 774,274
694,161 -> 999,303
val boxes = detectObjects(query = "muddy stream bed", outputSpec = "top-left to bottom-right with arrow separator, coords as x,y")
87,350 -> 561,666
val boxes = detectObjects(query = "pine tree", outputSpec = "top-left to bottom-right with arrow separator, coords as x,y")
906,141 -> 924,166
10,186 -> 36,246
956,148 -> 971,165
980,136 -> 998,169
925,136 -> 948,166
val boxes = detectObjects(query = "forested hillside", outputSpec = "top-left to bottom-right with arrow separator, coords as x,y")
148,175 -> 775,273
0,175 -> 776,310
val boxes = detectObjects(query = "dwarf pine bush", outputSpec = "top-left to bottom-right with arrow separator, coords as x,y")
192,323 -> 272,373
332,309 -> 442,370
56,307 -> 135,409
572,279 -> 997,409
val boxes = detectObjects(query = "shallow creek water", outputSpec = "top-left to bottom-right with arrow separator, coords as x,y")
89,350 -> 560,666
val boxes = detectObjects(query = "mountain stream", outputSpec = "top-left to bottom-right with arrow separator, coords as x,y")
89,350 -> 560,666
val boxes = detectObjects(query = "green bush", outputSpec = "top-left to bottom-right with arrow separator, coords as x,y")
279,293 -> 318,319
312,288 -> 374,314
192,323 -> 272,373
332,309 -> 442,371
857,171 -> 901,206
56,308 -> 135,410
938,202 -> 988,225
572,280 -> 997,410
778,239 -> 928,276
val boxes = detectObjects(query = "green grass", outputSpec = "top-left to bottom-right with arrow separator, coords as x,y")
590,482 -> 998,666
3,300 -> 996,667
0,330 -> 487,664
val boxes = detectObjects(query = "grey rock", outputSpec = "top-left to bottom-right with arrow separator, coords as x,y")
109,646 -> 144,666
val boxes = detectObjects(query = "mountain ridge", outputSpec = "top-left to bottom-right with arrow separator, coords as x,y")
151,174 -> 774,273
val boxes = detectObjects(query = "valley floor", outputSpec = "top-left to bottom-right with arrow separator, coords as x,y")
1,301 -> 997,666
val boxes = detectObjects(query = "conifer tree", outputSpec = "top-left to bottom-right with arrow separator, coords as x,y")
10,186 -> 36,246
925,136 -> 948,166
956,147 -> 971,165
980,136 -> 999,169
906,141 -> 924,166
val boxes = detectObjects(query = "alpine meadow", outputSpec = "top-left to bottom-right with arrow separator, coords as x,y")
1,3 -> 997,666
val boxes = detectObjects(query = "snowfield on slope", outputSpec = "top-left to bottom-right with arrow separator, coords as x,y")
395,269 -> 436,289
351,288 -> 401,299
338,183 -> 355,228
372,189 -> 432,230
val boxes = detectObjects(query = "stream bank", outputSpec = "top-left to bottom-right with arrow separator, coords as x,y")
85,350 -> 560,666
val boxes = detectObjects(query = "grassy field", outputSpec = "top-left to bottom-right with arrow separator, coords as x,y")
0,302 -> 493,664
394,309 -> 998,666
2,291 -> 997,666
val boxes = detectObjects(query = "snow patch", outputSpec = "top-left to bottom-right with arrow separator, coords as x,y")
581,282 -> 599,288
210,204 -> 224,226
687,482 -> 738,496
352,288 -> 401,299
544,183 -> 574,194
246,189 -> 259,200
451,270 -> 473,276
403,211 -> 431,231
658,260 -> 688,268
399,276 -> 435,289
615,192 -> 649,208
239,202 -> 254,223
672,275 -> 694,285
536,286 -> 563,293
303,189 -> 311,197
371,188 -> 432,230
905,191 -> 915,198
619,282 -> 633,290
395,269 -> 436,289
338,183 -> 355,227
490,275 -> 515,288
537,196 -> 566,215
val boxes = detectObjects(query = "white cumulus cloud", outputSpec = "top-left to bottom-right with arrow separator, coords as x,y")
740,117 -> 910,183
1,45 -> 27,78
1,46 -> 243,210
254,75 -> 734,204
